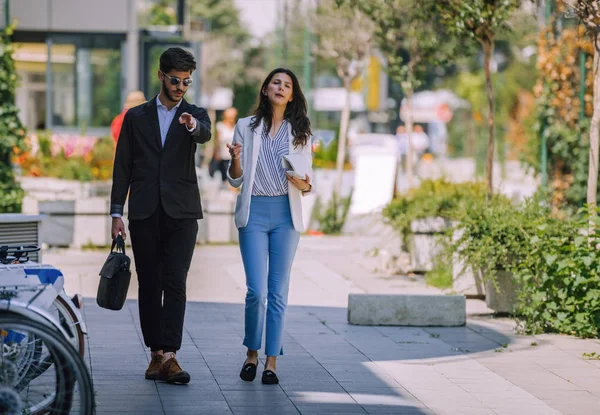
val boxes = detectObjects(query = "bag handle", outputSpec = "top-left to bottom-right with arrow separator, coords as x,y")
111,234 -> 126,255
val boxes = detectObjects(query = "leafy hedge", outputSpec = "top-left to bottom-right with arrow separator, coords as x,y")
383,178 -> 600,338
0,24 -> 26,213
382,178 -> 487,248
514,210 -> 600,338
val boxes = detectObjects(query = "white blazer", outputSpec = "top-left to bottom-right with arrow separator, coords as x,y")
226,116 -> 313,232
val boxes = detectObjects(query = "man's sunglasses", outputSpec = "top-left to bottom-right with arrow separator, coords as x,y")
162,71 -> 193,87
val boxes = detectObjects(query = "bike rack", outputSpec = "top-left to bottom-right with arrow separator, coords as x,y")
0,298 -> 71,341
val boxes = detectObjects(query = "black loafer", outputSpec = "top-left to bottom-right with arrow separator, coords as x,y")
239,362 -> 257,382
261,370 -> 279,385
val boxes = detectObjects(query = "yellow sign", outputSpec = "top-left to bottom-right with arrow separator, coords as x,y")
366,56 -> 381,111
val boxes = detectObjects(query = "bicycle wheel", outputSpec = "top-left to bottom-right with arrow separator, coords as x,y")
48,295 -> 85,357
0,312 -> 95,414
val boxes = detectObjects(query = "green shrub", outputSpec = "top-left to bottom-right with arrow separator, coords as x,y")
442,193 -> 548,284
46,155 -> 94,181
21,134 -> 114,182
90,137 -> 115,180
312,192 -> 352,235
513,209 -> 600,338
382,178 -> 487,249
443,192 -> 600,338
424,262 -> 453,289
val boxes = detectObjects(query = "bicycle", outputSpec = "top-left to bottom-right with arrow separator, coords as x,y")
0,245 -> 87,358
0,245 -> 95,414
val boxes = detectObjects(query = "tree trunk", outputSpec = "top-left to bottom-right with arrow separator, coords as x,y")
468,111 -> 476,158
587,36 -> 600,211
405,89 -> 415,189
483,40 -> 496,198
335,78 -> 351,196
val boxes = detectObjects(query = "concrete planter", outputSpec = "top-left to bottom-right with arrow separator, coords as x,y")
485,270 -> 518,314
348,293 -> 466,326
408,217 -> 450,273
197,218 -> 208,244
19,177 -> 112,215
26,177 -> 240,246
450,228 -> 486,297
19,177 -> 111,200
38,198 -> 114,248
204,198 -> 238,244
452,260 -> 486,297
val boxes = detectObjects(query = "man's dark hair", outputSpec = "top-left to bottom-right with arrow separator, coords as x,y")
159,47 -> 196,73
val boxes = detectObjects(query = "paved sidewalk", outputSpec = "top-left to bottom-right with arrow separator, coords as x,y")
47,236 -> 600,415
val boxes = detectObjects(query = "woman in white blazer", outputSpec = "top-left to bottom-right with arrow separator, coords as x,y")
227,68 -> 313,385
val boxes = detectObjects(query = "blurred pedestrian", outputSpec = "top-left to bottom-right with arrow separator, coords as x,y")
412,124 -> 430,156
227,68 -> 313,385
396,124 -> 430,174
210,107 -> 238,185
110,90 -> 147,144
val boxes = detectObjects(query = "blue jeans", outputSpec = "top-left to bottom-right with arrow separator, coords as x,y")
239,195 -> 300,356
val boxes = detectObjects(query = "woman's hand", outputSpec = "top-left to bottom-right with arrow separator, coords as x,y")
227,142 -> 242,159
286,173 -> 311,192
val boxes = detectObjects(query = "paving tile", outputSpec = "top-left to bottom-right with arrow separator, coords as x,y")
47,239 -> 600,415
293,403 -> 367,414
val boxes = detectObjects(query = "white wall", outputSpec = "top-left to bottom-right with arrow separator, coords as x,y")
10,0 -> 131,33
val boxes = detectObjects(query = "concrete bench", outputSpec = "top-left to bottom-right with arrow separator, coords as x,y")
347,294 -> 466,326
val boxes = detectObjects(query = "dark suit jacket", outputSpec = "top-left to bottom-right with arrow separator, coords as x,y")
110,97 -> 211,220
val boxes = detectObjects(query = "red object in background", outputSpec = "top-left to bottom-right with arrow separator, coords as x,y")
307,229 -> 324,236
110,91 -> 147,144
110,109 -> 127,144
436,103 -> 453,123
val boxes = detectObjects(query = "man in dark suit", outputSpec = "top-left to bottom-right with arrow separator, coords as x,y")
110,47 -> 211,384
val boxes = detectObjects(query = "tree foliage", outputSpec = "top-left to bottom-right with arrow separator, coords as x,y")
313,0 -> 374,84
313,0 -> 374,195
561,1 -> 600,210
338,0 -> 454,90
433,0 -> 521,196
337,0 -> 456,189
526,24 -> 594,209
147,0 -> 177,26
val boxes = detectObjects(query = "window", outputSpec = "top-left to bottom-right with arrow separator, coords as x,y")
13,33 -> 125,132
14,42 -> 48,130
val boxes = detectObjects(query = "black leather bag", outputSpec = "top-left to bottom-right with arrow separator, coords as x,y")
97,235 -> 131,310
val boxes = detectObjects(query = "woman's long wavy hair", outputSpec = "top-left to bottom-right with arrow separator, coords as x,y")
250,68 -> 312,147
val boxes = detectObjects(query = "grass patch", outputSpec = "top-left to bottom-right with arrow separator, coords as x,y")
424,263 -> 453,289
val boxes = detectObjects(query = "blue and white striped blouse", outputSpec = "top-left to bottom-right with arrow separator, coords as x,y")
252,120 -> 289,196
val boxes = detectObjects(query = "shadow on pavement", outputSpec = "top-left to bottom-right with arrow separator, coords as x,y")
83,299 -> 512,415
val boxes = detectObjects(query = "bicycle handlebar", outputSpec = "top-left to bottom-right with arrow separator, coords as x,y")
0,245 -> 41,264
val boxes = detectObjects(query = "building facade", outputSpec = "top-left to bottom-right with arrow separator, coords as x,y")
10,0 -> 139,135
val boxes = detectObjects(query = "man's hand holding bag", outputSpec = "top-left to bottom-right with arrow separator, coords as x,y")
97,234 -> 132,310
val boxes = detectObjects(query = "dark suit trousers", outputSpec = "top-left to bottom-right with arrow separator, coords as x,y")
128,204 -> 198,352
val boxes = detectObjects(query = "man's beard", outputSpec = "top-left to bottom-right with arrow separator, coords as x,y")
162,80 -> 184,102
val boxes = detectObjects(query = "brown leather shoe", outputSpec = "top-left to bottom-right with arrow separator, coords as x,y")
159,357 -> 190,384
145,355 -> 163,380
